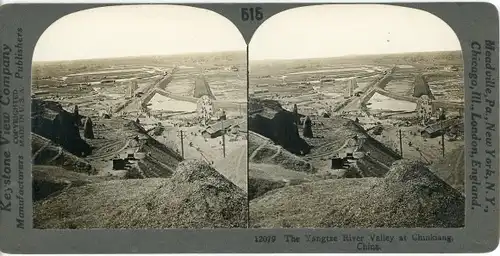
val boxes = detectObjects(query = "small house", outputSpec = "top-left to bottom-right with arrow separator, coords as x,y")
331,158 -> 347,169
231,120 -> 247,134
420,118 -> 462,138
421,123 -> 443,138
202,119 -> 236,138
112,159 -> 127,170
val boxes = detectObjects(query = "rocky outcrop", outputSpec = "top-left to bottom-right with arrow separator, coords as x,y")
53,111 -> 91,156
249,99 -> 310,155
32,98 -> 91,156
83,117 -> 95,139
302,116 -> 313,138
73,105 -> 82,126
292,104 -> 300,124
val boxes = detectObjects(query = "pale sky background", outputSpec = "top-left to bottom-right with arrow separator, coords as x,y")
33,5 -> 245,61
249,4 -> 462,60
33,4 -> 463,62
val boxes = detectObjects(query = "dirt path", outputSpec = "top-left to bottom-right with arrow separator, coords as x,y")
250,163 -> 317,183
214,144 -> 247,191
86,138 -> 129,161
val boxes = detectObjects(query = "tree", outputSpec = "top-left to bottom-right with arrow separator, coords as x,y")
73,105 -> 81,126
83,117 -> 95,139
292,104 -> 299,124
303,116 -> 313,138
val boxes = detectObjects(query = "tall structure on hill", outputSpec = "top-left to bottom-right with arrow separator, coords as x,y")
416,95 -> 435,125
197,95 -> 214,126
129,80 -> 138,98
344,78 -> 358,98
193,75 -> 216,100
413,74 -> 435,99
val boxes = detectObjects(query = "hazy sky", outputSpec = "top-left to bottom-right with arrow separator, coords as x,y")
33,5 -> 245,61
249,4 -> 462,60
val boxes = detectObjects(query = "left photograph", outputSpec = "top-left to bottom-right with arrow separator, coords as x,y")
31,5 -> 248,229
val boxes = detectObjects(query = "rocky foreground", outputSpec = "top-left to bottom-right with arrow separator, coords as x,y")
34,160 -> 248,229
250,160 -> 464,228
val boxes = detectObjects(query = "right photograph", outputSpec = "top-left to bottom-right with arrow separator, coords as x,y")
248,4 -> 465,228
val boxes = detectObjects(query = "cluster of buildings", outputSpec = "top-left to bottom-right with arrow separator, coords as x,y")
201,119 -> 247,139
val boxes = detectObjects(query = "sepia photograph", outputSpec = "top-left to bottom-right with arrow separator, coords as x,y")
248,4 -> 465,228
31,5 -> 248,229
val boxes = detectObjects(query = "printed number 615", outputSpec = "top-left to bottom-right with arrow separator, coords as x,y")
241,7 -> 264,21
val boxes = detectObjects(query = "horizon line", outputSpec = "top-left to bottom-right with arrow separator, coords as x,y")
32,49 -> 247,63
33,48 -> 463,63
249,49 -> 463,62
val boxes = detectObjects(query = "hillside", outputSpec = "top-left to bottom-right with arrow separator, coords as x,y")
247,99 -> 404,200
248,99 -> 401,177
431,147 -> 465,193
65,117 -> 184,178
32,132 -> 97,174
250,160 -> 464,228
300,116 -> 401,175
32,165 -> 114,202
214,144 -> 248,191
249,131 -> 314,171
248,163 -> 321,200
34,160 -> 248,229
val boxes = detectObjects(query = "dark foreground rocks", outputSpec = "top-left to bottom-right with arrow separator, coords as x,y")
34,160 -> 247,229
250,160 -> 464,228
